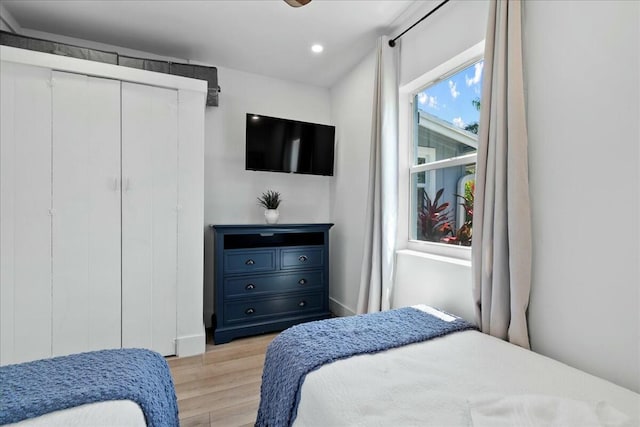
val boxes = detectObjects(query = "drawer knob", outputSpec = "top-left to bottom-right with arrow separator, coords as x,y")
298,301 -> 306,307
298,255 -> 308,262
298,278 -> 307,285
245,283 -> 256,290
245,259 -> 255,265
245,308 -> 255,315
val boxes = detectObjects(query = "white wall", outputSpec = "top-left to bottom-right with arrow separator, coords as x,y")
0,19 -> 12,32
327,51 -> 376,315
393,250 -> 474,321
204,68 -> 331,226
524,0 -> 639,392
398,0 -> 489,87
0,3 -> 20,33
203,67 -> 332,324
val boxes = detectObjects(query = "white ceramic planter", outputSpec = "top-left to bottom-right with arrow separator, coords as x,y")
264,209 -> 279,224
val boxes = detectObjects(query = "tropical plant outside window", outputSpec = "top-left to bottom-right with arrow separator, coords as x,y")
410,59 -> 483,246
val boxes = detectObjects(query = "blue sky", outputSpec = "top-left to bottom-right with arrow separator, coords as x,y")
416,60 -> 484,130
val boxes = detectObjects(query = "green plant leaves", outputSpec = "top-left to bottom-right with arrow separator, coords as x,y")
257,190 -> 282,209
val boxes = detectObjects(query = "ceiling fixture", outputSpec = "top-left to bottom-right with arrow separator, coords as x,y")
311,44 -> 323,53
284,0 -> 311,7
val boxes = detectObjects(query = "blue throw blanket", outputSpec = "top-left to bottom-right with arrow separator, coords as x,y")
255,306 -> 476,427
0,348 -> 178,426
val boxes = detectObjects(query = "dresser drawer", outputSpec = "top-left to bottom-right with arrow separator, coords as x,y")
224,249 -> 276,274
224,271 -> 323,298
225,292 -> 324,324
281,247 -> 324,270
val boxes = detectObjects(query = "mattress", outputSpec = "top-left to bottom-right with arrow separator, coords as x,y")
7,400 -> 146,427
294,329 -> 640,426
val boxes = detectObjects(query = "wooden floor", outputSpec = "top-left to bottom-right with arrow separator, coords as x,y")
167,332 -> 277,427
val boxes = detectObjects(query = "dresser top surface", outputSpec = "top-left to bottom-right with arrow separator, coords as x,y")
210,223 -> 333,231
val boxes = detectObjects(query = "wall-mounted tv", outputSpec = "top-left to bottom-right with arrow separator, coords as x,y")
245,113 -> 335,176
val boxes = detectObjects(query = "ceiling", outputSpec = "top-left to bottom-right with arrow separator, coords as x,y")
2,0 -> 423,88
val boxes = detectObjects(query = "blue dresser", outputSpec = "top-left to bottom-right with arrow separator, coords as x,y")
211,224 -> 333,344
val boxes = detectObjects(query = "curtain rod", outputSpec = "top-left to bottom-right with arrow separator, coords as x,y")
389,0 -> 450,47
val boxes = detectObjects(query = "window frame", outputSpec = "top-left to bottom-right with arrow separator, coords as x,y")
398,41 -> 485,261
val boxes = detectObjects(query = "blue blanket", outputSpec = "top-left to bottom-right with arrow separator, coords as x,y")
255,306 -> 476,427
0,348 -> 178,426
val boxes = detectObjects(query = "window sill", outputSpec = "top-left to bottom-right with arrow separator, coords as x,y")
405,239 -> 471,262
396,249 -> 471,268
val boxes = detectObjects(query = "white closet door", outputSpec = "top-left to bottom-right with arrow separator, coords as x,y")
51,72 -> 121,356
0,62 -> 53,365
121,82 -> 178,356
176,89 -> 205,353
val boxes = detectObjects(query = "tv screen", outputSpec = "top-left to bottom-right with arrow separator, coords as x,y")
245,113 -> 335,176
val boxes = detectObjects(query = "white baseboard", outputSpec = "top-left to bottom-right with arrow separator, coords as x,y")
329,297 -> 356,317
176,326 -> 206,357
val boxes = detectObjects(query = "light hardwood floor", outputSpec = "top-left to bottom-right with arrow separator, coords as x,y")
168,333 -> 278,427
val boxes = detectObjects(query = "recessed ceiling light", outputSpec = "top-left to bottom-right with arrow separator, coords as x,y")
311,44 -> 324,53
252,115 -> 260,120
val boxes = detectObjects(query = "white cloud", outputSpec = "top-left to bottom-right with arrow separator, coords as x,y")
449,80 -> 460,99
452,117 -> 465,128
418,92 -> 438,109
466,62 -> 484,86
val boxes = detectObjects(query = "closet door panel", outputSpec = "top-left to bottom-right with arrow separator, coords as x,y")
0,62 -> 53,365
176,90 -> 205,341
51,72 -> 121,356
121,82 -> 178,356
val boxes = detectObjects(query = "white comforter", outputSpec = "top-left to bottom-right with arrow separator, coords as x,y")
294,329 -> 639,426
7,400 -> 146,427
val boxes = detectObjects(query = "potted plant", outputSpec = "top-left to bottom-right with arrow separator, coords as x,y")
257,190 -> 282,224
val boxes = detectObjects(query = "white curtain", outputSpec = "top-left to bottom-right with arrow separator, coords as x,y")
356,36 -> 399,314
472,0 -> 532,348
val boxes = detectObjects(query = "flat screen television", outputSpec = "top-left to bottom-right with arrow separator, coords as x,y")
245,113 -> 335,176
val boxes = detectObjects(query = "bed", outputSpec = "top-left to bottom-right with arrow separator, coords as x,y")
0,348 -> 178,427
257,305 -> 640,427
4,401 -> 146,427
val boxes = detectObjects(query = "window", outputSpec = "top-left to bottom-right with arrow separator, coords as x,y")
409,58 -> 483,248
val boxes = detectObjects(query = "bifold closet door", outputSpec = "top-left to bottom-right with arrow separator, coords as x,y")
121,82 -> 178,356
0,62 -> 53,365
51,71 -> 121,356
